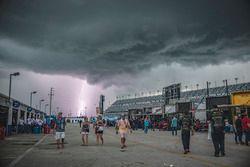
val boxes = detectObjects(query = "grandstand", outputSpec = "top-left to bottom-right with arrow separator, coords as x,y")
105,82 -> 250,116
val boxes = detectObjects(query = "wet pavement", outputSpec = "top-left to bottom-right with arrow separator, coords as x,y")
0,124 -> 249,167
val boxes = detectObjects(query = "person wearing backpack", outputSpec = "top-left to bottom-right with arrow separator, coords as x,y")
210,106 -> 225,157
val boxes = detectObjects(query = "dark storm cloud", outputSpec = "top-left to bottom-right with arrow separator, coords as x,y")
0,0 -> 250,86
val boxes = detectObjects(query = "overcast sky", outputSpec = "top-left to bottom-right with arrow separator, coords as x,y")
0,0 -> 250,116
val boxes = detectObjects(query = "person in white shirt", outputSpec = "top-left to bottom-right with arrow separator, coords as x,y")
18,117 -> 25,133
26,117 -> 32,133
36,117 -> 43,133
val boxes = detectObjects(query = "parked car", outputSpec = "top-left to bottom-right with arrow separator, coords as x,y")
158,120 -> 169,131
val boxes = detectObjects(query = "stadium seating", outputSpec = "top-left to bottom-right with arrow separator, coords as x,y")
105,82 -> 250,114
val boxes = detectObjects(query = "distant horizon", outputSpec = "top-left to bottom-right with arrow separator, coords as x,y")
2,80 -> 249,118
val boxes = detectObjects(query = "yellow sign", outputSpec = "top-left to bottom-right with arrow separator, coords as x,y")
231,91 -> 250,105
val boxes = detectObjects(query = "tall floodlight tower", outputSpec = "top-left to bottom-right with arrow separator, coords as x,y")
99,95 -> 105,115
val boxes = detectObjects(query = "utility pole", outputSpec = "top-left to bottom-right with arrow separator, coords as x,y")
49,88 -> 54,116
225,80 -> 229,97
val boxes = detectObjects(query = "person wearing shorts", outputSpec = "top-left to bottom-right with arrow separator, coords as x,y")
54,112 -> 66,149
118,115 -> 130,149
95,116 -> 104,145
81,117 -> 90,145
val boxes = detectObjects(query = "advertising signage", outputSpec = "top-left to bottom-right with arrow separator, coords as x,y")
27,107 -> 32,112
13,101 -> 20,108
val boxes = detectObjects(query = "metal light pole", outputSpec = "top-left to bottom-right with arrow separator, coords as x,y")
49,88 -> 54,116
30,91 -> 37,107
44,104 -> 49,113
235,77 -> 238,85
7,72 -> 20,136
223,79 -> 230,104
39,99 -> 44,110
223,79 -> 229,96
206,81 -> 211,96
8,72 -> 20,99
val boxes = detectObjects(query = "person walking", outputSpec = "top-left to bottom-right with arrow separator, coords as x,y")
134,118 -> 139,130
180,112 -> 194,154
144,116 -> 149,134
117,114 -> 130,149
207,120 -> 212,140
210,106 -> 226,157
152,118 -> 156,131
26,117 -> 32,133
79,119 -> 82,128
18,117 -> 25,133
54,112 -> 66,149
95,116 -> 104,145
171,116 -> 178,136
81,117 -> 90,146
129,118 -> 134,131
242,112 -> 250,146
234,114 -> 243,144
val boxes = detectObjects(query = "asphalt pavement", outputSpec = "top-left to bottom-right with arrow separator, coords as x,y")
0,124 -> 249,167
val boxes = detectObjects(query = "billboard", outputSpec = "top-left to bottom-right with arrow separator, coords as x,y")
206,96 -> 230,110
176,102 -> 192,113
163,83 -> 181,105
231,91 -> 250,105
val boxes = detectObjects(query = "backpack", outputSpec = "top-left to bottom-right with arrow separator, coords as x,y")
211,111 -> 223,131
182,116 -> 191,131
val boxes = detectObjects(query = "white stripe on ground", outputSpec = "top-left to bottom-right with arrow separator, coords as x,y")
7,135 -> 48,167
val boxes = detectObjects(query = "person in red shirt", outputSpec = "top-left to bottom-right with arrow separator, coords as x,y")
247,117 -> 250,145
241,113 -> 249,146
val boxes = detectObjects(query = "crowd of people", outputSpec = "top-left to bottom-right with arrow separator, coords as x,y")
14,116 -> 44,134
233,112 -> 250,146
53,109 -> 250,157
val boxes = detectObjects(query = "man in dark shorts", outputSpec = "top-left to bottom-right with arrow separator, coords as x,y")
81,117 -> 90,145
95,116 -> 104,145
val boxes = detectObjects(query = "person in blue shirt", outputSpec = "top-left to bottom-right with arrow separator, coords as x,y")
54,112 -> 66,149
144,117 -> 149,134
171,116 -> 178,136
